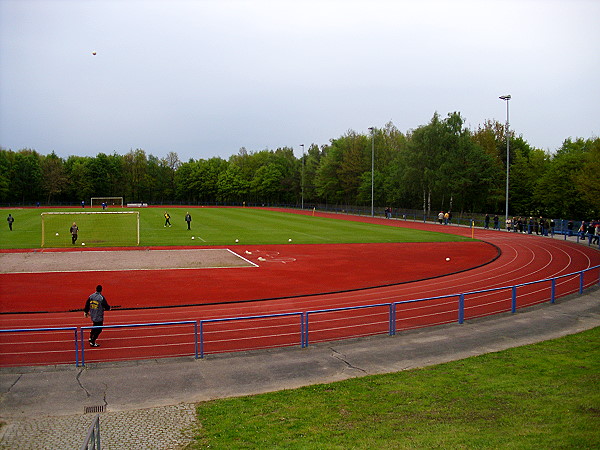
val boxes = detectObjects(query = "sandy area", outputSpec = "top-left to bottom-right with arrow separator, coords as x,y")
0,248 -> 256,274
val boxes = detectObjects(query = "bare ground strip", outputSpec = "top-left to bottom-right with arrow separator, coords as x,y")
0,248 -> 257,274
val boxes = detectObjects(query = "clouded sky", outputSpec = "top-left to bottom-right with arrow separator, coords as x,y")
1,0 -> 598,162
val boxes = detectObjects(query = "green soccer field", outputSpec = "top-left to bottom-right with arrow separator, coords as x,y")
0,207 -> 472,249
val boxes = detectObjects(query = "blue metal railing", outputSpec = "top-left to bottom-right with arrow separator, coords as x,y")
1,266 -> 598,367
199,312 -> 304,358
80,321 -> 197,366
0,327 -> 78,366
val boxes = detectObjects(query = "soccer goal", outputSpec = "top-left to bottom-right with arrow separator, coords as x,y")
41,211 -> 140,247
90,197 -> 124,208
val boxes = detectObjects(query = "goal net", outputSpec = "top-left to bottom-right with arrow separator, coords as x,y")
90,197 -> 124,208
41,211 -> 140,247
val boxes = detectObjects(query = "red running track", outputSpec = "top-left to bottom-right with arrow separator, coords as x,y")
1,211 -> 599,366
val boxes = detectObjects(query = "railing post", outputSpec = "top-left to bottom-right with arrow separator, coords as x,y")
550,278 -> 556,304
194,322 -> 199,359
579,271 -> 584,294
199,321 -> 204,359
75,328 -> 79,367
389,303 -> 396,336
80,329 -> 86,367
511,286 -> 517,313
300,313 -> 305,348
458,294 -> 465,324
304,313 -> 310,348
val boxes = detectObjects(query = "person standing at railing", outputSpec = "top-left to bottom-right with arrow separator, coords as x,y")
84,285 -> 111,347
587,221 -> 595,243
578,221 -> 586,240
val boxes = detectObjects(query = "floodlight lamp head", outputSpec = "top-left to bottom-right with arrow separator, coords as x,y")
499,95 -> 511,101
368,127 -> 374,132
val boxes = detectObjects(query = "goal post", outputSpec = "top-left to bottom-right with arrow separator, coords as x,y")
41,211 -> 140,247
90,197 -> 124,208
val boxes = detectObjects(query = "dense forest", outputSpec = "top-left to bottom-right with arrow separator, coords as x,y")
1,112 -> 598,219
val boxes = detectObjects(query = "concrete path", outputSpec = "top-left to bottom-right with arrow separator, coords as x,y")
1,288 -> 598,449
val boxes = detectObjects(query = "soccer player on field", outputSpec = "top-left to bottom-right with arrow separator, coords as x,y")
70,222 -> 79,244
164,211 -> 171,227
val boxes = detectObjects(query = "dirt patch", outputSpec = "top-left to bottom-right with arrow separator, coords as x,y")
0,248 -> 256,274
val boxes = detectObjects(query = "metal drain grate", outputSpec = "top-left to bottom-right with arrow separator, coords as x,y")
84,405 -> 106,414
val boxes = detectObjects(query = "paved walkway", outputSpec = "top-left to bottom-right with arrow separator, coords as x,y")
1,287 -> 598,449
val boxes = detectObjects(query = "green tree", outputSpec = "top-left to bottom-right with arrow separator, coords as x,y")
64,155 -> 94,202
187,157 -> 229,202
534,138 -> 596,218
574,138 -> 600,214
314,145 -> 344,204
510,146 -> 549,216
251,163 -> 284,202
12,150 -> 43,203
174,160 -> 195,201
0,149 -> 14,202
403,113 -> 451,214
302,144 -> 322,205
217,164 -> 249,203
123,149 -> 150,202
41,152 -> 67,203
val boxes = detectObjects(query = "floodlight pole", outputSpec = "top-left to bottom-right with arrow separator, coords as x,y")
499,95 -> 511,228
369,127 -> 374,217
300,144 -> 305,210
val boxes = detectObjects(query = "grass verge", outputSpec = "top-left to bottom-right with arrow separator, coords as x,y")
189,327 -> 600,448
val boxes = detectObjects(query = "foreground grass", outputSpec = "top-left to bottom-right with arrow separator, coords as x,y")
0,207 -> 471,249
189,327 -> 600,449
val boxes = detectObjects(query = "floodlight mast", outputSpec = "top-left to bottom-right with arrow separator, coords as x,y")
499,95 -> 511,228
300,144 -> 305,210
368,127 -> 375,217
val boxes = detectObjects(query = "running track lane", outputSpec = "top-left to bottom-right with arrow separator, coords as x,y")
0,213 -> 598,366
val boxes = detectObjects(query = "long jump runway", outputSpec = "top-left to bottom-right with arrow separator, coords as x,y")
0,211 -> 598,366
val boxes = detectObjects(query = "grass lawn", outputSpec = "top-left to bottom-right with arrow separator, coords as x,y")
189,327 -> 600,449
0,207 -> 472,249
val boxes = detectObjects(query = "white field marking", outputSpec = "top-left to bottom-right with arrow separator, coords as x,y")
6,266 -> 258,274
195,236 -> 207,242
295,231 -> 329,240
227,248 -> 259,267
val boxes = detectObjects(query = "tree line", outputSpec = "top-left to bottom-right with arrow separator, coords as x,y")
1,112 -> 598,219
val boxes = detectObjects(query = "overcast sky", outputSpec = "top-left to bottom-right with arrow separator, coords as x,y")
1,0 -> 598,162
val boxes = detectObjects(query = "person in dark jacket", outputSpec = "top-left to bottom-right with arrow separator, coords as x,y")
84,285 -> 111,347
70,222 -> 79,244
